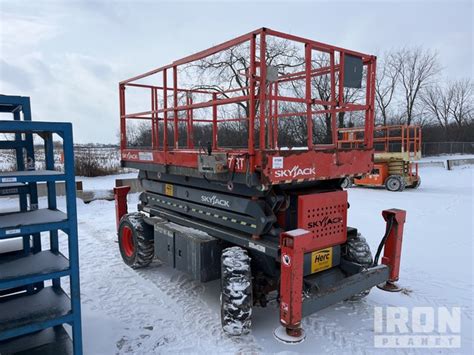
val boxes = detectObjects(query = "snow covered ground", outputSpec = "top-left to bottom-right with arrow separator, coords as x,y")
1,163 -> 472,354
77,172 -> 138,191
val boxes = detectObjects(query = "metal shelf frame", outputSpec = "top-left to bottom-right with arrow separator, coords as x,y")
0,95 -> 39,253
0,95 -> 82,355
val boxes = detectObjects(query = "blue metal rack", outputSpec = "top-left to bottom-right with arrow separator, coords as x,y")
0,96 -> 82,354
0,95 -> 40,257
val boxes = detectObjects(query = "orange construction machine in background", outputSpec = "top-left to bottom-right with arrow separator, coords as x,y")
338,125 -> 422,191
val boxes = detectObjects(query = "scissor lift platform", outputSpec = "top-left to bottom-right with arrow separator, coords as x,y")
338,125 -> 421,190
114,29 -> 408,340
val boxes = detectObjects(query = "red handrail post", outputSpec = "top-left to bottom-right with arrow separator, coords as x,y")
259,30 -> 267,150
273,83 -> 279,148
173,65 -> 179,149
363,57 -> 376,149
119,84 -> 126,150
330,51 -> 336,143
338,51 -> 345,107
163,68 -> 168,152
151,87 -> 159,149
305,44 -> 313,149
212,93 -> 218,150
268,84 -> 273,149
188,93 -> 194,149
248,34 -> 256,170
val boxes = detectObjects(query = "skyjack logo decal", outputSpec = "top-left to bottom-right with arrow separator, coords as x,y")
122,151 -> 153,161
122,152 -> 138,160
308,216 -> 343,229
274,166 -> 316,178
201,195 -> 231,208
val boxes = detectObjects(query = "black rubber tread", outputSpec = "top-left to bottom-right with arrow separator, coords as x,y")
341,177 -> 352,189
385,175 -> 406,192
408,177 -> 421,189
344,233 -> 373,301
118,212 -> 154,269
220,246 -> 252,336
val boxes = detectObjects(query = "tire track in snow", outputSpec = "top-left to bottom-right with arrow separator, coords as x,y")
400,267 -> 473,322
137,269 -> 261,353
302,300 -> 379,355
76,212 -> 262,353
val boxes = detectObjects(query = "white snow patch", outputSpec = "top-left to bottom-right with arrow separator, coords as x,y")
0,165 -> 472,353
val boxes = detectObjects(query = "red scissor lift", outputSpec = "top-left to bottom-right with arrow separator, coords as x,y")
338,125 -> 422,191
115,28 -> 406,342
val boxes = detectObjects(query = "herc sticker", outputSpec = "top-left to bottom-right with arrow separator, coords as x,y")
272,156 -> 284,169
311,248 -> 333,273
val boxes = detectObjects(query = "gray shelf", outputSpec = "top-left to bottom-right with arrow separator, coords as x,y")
0,324 -> 72,355
0,251 -> 70,289
0,209 -> 67,229
0,287 -> 71,333
0,182 -> 25,188
0,183 -> 27,197
0,170 -> 65,183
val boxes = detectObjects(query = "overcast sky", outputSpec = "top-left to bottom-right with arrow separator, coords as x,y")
0,0 -> 472,143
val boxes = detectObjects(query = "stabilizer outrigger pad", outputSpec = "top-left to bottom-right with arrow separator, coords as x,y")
377,281 -> 402,292
273,326 -> 306,344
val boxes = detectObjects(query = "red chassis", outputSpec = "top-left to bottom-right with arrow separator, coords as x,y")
279,208 -> 406,335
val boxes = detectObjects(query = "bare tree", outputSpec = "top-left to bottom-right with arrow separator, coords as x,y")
421,84 -> 453,128
375,53 -> 400,125
184,38 -> 303,117
421,78 -> 473,130
450,79 -> 473,127
179,38 -> 306,147
392,47 -> 441,125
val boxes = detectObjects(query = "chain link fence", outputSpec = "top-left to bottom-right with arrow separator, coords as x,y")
422,142 -> 474,156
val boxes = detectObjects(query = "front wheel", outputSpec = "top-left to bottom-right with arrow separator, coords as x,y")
118,212 -> 154,269
221,247 -> 252,336
385,175 -> 406,192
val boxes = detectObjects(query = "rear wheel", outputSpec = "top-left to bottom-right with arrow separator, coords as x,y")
385,175 -> 405,192
118,212 -> 154,268
408,177 -> 421,189
343,232 -> 373,301
221,246 -> 252,336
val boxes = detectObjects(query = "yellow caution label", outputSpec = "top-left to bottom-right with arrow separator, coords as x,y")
165,184 -> 174,196
311,247 -> 333,273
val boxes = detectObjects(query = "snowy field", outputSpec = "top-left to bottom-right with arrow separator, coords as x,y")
1,164 -> 472,354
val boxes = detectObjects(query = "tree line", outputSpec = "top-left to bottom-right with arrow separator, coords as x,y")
127,40 -> 473,148
375,47 -> 473,141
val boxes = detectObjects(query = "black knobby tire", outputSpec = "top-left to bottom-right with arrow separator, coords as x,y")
344,232 -> 373,301
385,175 -> 406,192
341,177 -> 352,189
221,247 -> 252,336
408,177 -> 421,189
118,212 -> 154,269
